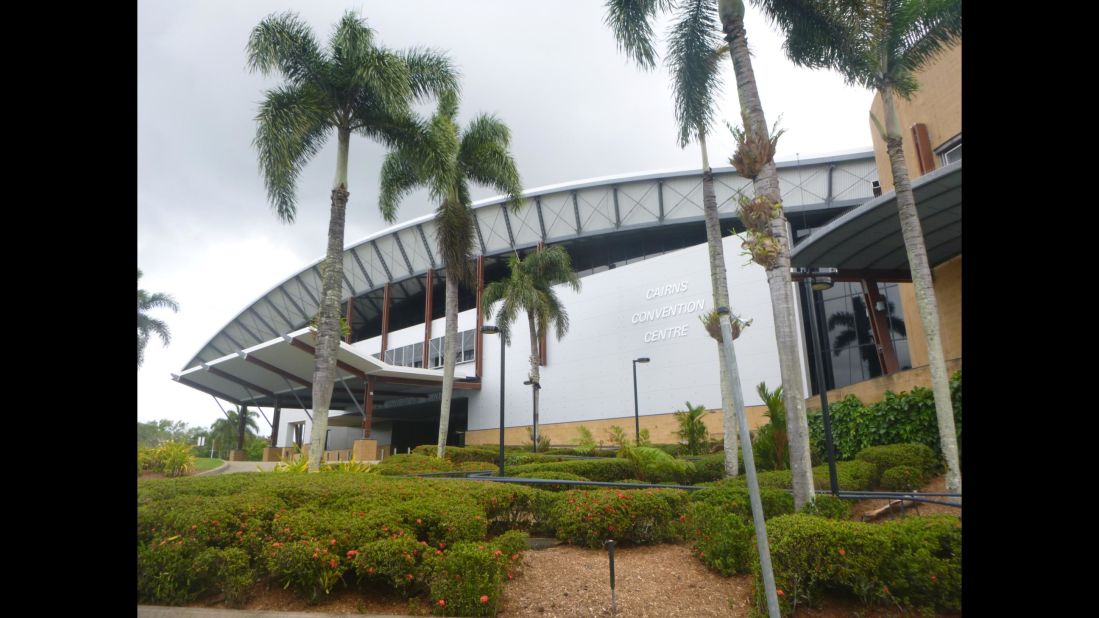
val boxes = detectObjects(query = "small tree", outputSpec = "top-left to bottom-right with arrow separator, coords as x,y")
674,401 -> 712,455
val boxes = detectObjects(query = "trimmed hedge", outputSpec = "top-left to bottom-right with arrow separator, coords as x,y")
880,466 -> 924,491
507,458 -> 638,482
376,454 -> 456,475
551,488 -> 687,547
685,502 -> 754,576
761,514 -> 961,615
740,460 -> 876,492
856,443 -> 940,480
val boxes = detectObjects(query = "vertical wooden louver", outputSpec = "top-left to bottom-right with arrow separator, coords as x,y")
911,123 -> 935,175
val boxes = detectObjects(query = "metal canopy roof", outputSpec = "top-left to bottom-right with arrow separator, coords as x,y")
172,327 -> 471,411
184,152 -> 880,369
791,161 -> 961,274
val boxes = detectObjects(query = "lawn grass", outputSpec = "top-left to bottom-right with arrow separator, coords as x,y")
192,457 -> 224,472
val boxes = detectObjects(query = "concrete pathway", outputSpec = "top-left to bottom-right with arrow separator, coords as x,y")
196,460 -> 279,476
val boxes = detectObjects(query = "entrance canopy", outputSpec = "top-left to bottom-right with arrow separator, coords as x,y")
172,327 -> 476,412
791,161 -> 961,278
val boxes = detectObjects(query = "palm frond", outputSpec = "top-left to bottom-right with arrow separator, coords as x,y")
253,83 -> 333,222
459,113 -> 523,207
246,11 -> 327,87
378,148 -> 426,223
346,47 -> 414,113
666,0 -> 725,147
604,0 -> 674,69
400,47 -> 461,102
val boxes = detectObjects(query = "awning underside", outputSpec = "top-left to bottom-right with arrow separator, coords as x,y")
791,161 -> 961,276
173,327 -> 474,412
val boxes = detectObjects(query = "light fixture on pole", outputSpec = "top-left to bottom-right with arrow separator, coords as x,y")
632,357 -> 650,445
481,324 -> 505,476
802,270 -> 840,496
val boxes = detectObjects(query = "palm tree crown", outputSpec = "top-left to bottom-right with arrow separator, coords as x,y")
481,246 -> 581,346
138,269 -> 179,367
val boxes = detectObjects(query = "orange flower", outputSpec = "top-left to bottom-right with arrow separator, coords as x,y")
367,567 -> 375,574
931,575 -> 938,583
330,538 -> 337,545
494,549 -> 503,556
838,548 -> 846,556
272,542 -> 283,548
416,518 -> 423,525
406,573 -> 414,581
776,589 -> 784,597
480,595 -> 490,604
346,550 -> 359,557
329,559 -> 338,569
437,599 -> 446,607
436,550 -> 443,556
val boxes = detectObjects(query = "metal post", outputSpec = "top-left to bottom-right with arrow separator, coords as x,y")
605,539 -> 617,614
804,281 -> 840,496
632,362 -> 640,445
499,333 -> 506,476
716,306 -> 780,618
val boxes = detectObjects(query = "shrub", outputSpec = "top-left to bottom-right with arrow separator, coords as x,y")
800,495 -> 851,520
193,547 -> 254,607
512,471 -> 593,491
376,454 -> 455,475
760,514 -> 961,615
351,537 -> 432,597
507,458 -> 637,482
731,460 -> 875,492
806,373 -> 962,460
263,537 -> 346,602
674,401 -> 712,455
690,483 -> 794,519
551,488 -> 686,548
137,538 -> 209,605
425,541 -> 510,616
245,436 -> 268,461
605,425 -> 630,449
685,502 -> 755,576
856,443 -> 940,480
618,446 -> 692,484
880,466 -> 924,491
143,441 -> 196,477
573,425 -> 597,455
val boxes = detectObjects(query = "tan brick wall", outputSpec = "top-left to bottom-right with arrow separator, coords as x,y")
896,256 -> 962,368
870,43 -> 961,193
807,357 -> 962,410
465,405 -> 770,448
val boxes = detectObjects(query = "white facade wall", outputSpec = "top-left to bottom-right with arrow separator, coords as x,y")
269,234 -> 810,447
471,235 -> 809,432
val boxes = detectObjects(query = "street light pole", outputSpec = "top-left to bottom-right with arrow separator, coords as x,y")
481,325 -> 505,476
632,357 -> 650,445
804,275 -> 840,496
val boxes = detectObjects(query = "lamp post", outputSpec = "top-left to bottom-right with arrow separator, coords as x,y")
804,270 -> 840,496
632,357 -> 650,445
481,324 -> 505,476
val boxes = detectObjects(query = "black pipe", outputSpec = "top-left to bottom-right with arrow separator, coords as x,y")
803,279 -> 840,496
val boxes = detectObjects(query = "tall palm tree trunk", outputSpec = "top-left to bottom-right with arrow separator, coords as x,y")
722,10 -> 815,508
437,270 -> 459,458
881,90 -> 961,494
527,312 -> 541,451
699,130 -> 738,477
307,126 -> 351,472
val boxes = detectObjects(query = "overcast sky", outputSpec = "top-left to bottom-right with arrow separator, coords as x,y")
137,0 -> 876,434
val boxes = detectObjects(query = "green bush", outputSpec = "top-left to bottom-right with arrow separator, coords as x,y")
807,373 -> 962,460
351,537 -> 432,597
376,454 -> 456,475
761,514 -> 961,615
138,538 -> 209,605
856,443 -> 940,480
685,502 -> 755,576
800,495 -> 851,520
245,436 -> 268,461
880,466 -> 925,491
426,541 -> 511,616
551,488 -> 686,548
512,471 -> 593,491
690,483 -> 794,520
573,425 -> 597,455
741,461 -> 875,492
619,446 -> 692,484
193,547 -> 254,607
264,537 -> 346,602
507,458 -> 637,482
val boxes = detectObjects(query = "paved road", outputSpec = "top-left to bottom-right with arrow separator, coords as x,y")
196,460 -> 279,476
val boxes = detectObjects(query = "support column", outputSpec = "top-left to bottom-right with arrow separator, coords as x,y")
862,279 -> 900,375
237,405 -> 247,450
269,400 -> 281,446
380,282 -> 392,357
345,297 -> 354,343
363,377 -> 374,438
423,270 -> 434,367
475,255 -> 485,378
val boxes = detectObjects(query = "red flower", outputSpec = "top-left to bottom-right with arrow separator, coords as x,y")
191,525 -> 198,530
480,595 -> 490,604
608,525 -> 615,532
438,542 -> 446,549
346,550 -> 359,557
679,515 -> 686,522
367,567 -> 375,574
272,542 -> 283,548
416,518 -> 423,525
931,575 -> 938,583
617,492 -> 625,499
437,599 -> 446,607
882,585 -> 890,594
330,538 -> 337,545
511,554 -> 519,561
436,550 -> 443,556
330,559 -> 338,569
493,549 -> 503,556
838,548 -> 846,556
406,573 -> 414,581
776,589 -> 784,597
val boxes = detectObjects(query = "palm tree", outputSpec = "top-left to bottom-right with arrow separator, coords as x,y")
482,246 -> 581,451
604,2 -> 814,502
247,11 -> 458,471
138,269 -> 179,368
674,401 -> 711,455
379,90 -> 522,458
209,407 -> 259,457
762,0 -> 962,494
755,381 -> 787,469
